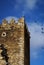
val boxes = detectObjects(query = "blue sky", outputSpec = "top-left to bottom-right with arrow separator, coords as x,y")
0,0 -> 44,23
0,0 -> 44,65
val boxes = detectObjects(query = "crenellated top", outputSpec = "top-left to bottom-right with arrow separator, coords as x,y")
2,19 -> 8,27
0,17 -> 25,30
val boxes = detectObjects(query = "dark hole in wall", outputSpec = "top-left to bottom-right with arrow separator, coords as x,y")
3,34 -> 5,35
0,44 -> 9,65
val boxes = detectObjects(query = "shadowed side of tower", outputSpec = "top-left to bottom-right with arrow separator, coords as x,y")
24,22 -> 30,65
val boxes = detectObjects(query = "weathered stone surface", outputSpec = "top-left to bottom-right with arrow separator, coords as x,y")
0,17 -> 30,65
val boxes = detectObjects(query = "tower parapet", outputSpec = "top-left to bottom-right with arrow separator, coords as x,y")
0,17 -> 24,30
10,18 -> 15,25
2,19 -> 8,27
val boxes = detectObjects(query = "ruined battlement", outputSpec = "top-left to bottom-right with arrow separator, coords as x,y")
0,17 -> 24,30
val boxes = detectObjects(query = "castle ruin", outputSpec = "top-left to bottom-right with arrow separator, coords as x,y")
0,17 -> 30,65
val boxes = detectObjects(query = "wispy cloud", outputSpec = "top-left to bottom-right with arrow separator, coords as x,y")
14,0 -> 38,15
5,16 -> 18,23
15,0 -> 37,10
27,22 -> 44,59
7,0 -> 39,16
29,23 -> 44,48
25,0 -> 37,10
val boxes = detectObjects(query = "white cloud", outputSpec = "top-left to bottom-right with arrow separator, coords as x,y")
27,22 -> 44,58
13,0 -> 38,16
14,0 -> 38,10
5,16 -> 18,23
28,22 -> 44,48
25,0 -> 37,10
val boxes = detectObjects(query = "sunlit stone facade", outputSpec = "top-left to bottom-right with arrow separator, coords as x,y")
0,17 -> 30,65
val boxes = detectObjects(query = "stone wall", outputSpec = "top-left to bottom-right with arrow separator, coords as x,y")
0,17 -> 30,65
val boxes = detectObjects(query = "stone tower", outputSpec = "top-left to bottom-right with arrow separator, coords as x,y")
0,17 -> 30,65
